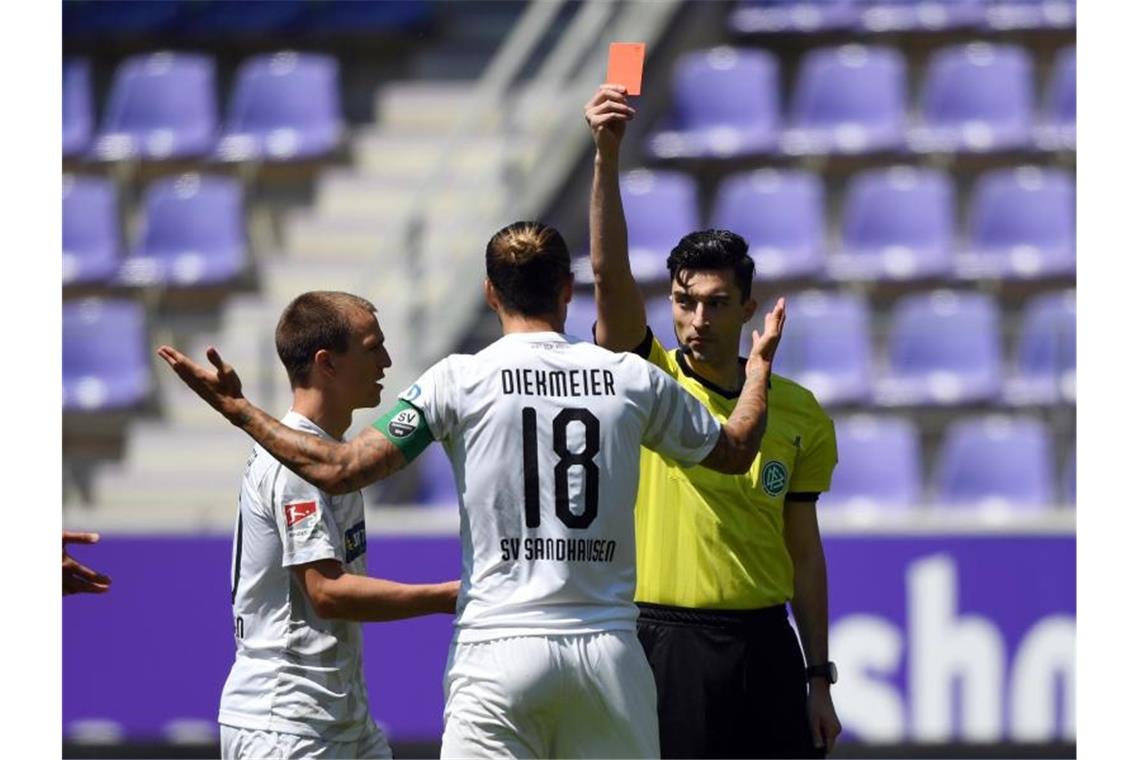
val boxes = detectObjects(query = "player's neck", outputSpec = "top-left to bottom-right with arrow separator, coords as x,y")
291,388 -> 352,439
680,351 -> 743,393
498,311 -> 563,335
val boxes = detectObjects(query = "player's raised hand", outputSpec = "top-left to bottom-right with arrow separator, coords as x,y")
744,297 -> 786,379
584,84 -> 636,157
63,531 -> 111,596
156,344 -> 248,424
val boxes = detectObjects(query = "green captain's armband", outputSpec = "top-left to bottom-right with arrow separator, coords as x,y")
373,400 -> 434,462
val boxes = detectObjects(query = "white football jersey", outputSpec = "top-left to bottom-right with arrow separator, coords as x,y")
218,411 -> 373,741
394,331 -> 721,642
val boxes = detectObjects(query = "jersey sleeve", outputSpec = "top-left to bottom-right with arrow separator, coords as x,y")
372,357 -> 454,463
788,413 -> 839,494
272,468 -> 343,568
640,362 -> 721,467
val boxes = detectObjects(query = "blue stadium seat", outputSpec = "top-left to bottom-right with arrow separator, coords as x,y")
984,0 -> 1075,30
959,166 -> 1075,279
63,175 -> 120,286
217,52 -> 343,162
831,166 -> 954,281
63,58 -> 93,157
710,169 -> 826,280
751,290 -> 873,406
729,0 -> 860,34
417,442 -> 458,507
910,42 -> 1034,153
877,290 -> 1002,405
1036,45 -> 1075,150
646,297 -> 678,350
564,292 -> 597,343
1005,290 -> 1075,405
934,416 -> 1055,510
856,0 -> 985,32
620,170 -> 700,284
119,174 -> 246,287
93,52 -> 218,161
63,299 -> 150,411
782,44 -> 907,155
647,47 -> 781,159
826,415 -> 922,511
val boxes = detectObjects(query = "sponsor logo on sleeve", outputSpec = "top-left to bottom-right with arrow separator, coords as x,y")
285,500 -> 318,528
761,460 -> 789,497
387,407 -> 421,439
345,521 -> 367,564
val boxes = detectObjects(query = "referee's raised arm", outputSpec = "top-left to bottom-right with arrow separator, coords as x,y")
585,84 -> 647,352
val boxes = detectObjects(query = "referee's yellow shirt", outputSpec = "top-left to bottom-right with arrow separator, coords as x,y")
634,336 -> 838,610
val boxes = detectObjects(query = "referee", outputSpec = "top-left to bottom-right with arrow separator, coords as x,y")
585,85 -> 842,758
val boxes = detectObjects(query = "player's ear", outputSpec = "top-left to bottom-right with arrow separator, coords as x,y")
483,279 -> 500,311
313,348 -> 335,379
742,296 -> 758,323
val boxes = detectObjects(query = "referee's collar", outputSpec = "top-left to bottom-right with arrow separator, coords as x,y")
673,349 -> 772,400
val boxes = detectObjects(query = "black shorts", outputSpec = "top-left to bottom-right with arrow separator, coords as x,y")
637,602 -> 824,759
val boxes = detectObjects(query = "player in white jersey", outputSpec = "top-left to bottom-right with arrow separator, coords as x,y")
213,291 -> 459,760
158,223 -> 786,758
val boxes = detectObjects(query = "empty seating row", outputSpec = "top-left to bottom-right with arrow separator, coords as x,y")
602,166 -> 1073,283
63,51 -> 342,161
729,0 -> 1075,34
63,173 -> 246,287
566,289 -> 1075,407
649,43 -> 1074,158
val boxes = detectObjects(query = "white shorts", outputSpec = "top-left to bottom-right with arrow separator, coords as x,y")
219,720 -> 393,759
440,630 -> 660,759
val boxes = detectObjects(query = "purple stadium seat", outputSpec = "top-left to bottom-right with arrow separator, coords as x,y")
564,292 -> 597,342
1063,446 -> 1075,507
417,442 -> 458,506
119,174 -> 246,287
826,415 -> 922,511
747,291 -> 872,405
93,52 -> 217,161
63,59 -> 93,157
958,166 -> 1075,279
646,297 -> 678,350
1036,45 -> 1075,150
63,175 -> 120,286
217,52 -> 343,161
984,0 -> 1075,30
63,299 -> 150,411
877,290 -> 1002,405
1005,290 -> 1075,405
647,47 -> 780,159
831,166 -> 954,280
910,42 -> 1034,153
782,45 -> 907,155
710,169 -> 826,280
620,170 -> 699,284
934,416 -> 1054,510
730,0 -> 860,34
857,0 -> 985,32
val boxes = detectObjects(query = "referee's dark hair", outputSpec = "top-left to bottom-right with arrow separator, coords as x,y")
275,291 -> 376,388
485,221 -> 572,316
667,229 -> 755,301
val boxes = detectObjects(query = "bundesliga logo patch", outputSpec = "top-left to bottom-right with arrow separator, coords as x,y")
388,408 -> 420,439
761,460 -> 789,497
285,500 -> 317,527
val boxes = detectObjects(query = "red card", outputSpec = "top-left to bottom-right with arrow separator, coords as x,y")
606,42 -> 645,96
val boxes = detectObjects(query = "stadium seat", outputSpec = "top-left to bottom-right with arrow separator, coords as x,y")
417,442 -> 458,506
984,0 -> 1075,30
831,166 -> 954,280
647,47 -> 781,159
958,166 -> 1075,279
856,0 -> 985,32
826,415 -> 922,511
63,299 -> 150,411
709,169 -> 826,280
782,44 -> 907,155
217,52 -> 343,161
93,52 -> 218,161
1063,446 -> 1075,507
910,42 -> 1034,153
119,174 -> 246,287
564,292 -> 597,343
63,175 -> 120,286
620,170 -> 699,284
1005,290 -> 1076,405
646,297 -> 677,350
877,290 -> 1002,405
749,290 -> 873,405
63,58 -> 93,157
934,416 -> 1054,510
729,0 -> 860,34
1036,45 -> 1076,151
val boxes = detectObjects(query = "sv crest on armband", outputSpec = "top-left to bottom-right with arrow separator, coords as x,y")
387,408 -> 421,438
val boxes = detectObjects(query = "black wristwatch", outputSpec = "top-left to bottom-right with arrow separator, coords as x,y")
805,661 -> 838,685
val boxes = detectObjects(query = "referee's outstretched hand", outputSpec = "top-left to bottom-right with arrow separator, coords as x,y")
744,296 -> 786,381
156,344 -> 247,424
